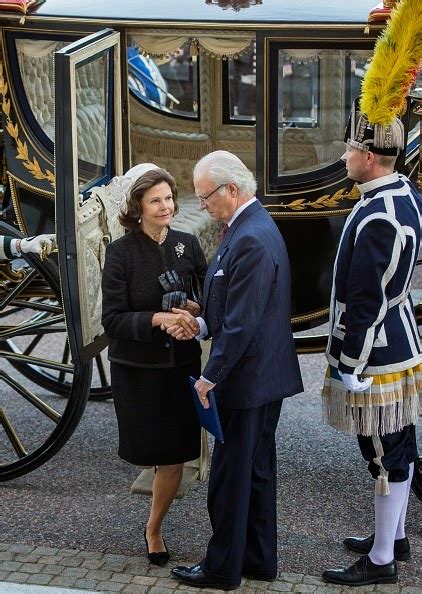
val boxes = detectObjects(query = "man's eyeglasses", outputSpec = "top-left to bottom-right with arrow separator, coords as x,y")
197,183 -> 226,203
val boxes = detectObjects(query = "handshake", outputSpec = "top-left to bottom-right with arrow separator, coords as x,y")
158,269 -> 201,339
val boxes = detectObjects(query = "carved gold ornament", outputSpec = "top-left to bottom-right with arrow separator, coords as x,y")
278,185 -> 360,211
0,62 -> 55,187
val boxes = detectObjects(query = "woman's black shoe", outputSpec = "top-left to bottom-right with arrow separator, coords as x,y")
144,529 -> 170,567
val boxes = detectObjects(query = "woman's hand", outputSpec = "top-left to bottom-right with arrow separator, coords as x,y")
181,299 -> 201,317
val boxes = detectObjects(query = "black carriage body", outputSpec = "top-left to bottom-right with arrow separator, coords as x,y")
0,0 -> 420,486
0,0 -> 398,338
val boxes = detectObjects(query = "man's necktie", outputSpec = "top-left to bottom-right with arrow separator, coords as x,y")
219,224 -> 229,243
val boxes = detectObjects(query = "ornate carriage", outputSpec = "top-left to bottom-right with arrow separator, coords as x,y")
0,0 -> 420,497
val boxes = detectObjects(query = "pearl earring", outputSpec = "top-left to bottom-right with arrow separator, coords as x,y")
138,216 -> 142,223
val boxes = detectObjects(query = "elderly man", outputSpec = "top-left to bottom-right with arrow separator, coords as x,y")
170,150 -> 303,590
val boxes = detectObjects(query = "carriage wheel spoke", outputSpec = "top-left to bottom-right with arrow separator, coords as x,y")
0,371 -> 61,423
0,407 -> 27,458
58,343 -> 71,384
95,355 -> 108,387
0,307 -> 21,318
0,268 -> 38,311
0,350 -> 74,374
10,299 -> 62,314
0,314 -> 65,340
23,334 -> 43,356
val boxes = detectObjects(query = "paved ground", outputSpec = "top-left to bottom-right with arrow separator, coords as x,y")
0,541 -> 421,593
1,349 -> 421,593
1,265 -> 422,593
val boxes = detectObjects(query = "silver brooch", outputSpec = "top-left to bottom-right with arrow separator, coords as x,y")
175,242 -> 185,258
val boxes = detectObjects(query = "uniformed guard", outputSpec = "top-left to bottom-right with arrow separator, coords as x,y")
321,0 -> 422,586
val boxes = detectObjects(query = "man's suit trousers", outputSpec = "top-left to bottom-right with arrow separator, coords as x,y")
203,400 -> 282,585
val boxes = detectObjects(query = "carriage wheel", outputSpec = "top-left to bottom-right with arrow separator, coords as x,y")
0,223 -> 93,480
2,336 -> 110,401
0,225 -> 111,401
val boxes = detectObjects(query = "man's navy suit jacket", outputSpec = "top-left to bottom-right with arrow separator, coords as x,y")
202,200 -> 303,409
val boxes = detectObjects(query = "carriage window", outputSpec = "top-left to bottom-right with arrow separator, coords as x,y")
128,43 -> 199,119
408,68 -> 422,156
14,34 -> 107,172
15,38 -> 69,142
278,56 -> 319,128
75,51 -> 109,191
226,43 -> 256,122
271,49 -> 372,176
410,67 -> 422,99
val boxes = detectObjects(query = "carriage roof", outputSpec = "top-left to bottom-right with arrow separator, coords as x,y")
0,0 -> 379,26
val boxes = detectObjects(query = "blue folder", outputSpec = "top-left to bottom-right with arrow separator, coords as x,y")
189,376 -> 224,443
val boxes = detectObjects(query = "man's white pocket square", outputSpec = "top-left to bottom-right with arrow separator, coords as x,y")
214,269 -> 225,277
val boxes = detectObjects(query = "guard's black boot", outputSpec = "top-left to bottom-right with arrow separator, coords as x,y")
323,555 -> 398,586
343,534 -> 411,561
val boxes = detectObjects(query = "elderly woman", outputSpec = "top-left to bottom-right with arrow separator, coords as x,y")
101,164 -> 207,566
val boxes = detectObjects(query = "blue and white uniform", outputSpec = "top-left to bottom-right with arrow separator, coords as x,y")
326,172 -> 422,376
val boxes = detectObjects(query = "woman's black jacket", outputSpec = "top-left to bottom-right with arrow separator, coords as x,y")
101,227 -> 208,368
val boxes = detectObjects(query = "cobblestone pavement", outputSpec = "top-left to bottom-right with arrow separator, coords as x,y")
0,543 -> 421,594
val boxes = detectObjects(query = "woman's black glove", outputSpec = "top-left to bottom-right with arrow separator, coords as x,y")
158,269 -> 184,292
162,291 -> 187,311
159,270 -> 186,311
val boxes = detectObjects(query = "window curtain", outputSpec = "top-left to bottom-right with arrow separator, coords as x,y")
129,30 -> 254,59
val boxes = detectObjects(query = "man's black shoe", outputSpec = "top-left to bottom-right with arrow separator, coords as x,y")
344,534 -> 411,561
171,563 -> 239,590
322,555 -> 398,586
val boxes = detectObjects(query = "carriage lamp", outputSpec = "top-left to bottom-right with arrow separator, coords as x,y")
205,0 -> 263,9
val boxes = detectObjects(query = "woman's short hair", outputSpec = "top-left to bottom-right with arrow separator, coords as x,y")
119,168 -> 179,230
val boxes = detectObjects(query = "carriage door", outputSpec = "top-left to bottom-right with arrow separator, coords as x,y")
55,29 -> 123,366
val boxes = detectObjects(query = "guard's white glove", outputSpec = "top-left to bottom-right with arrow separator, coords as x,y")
338,371 -> 373,392
20,234 -> 57,259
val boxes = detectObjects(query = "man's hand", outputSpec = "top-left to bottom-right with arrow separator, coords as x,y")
166,307 -> 200,340
339,371 -> 373,392
20,234 -> 57,259
194,378 -> 216,409
161,308 -> 199,339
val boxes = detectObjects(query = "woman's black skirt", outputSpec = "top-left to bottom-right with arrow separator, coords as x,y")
111,360 -> 201,466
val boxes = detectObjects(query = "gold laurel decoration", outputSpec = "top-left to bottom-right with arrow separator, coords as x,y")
280,184 -> 360,211
0,62 -> 55,187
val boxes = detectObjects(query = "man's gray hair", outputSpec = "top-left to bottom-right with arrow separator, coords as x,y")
193,150 -> 257,197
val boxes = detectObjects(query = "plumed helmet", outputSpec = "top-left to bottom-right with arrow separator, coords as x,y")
345,100 -> 405,156
345,0 -> 421,156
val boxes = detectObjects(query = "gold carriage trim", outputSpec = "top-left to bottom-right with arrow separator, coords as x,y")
274,184 -> 360,211
0,62 -> 55,187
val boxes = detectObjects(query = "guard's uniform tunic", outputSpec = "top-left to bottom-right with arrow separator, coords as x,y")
0,236 -> 15,259
323,172 -> 422,488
